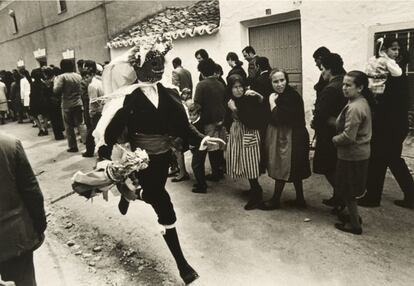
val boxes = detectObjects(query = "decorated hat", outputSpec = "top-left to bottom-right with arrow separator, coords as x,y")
127,35 -> 173,69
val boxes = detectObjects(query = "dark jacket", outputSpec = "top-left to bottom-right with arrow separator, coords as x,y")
235,96 -> 267,130
247,55 -> 259,84
270,85 -> 306,128
0,134 -> 46,263
314,74 -> 329,103
312,75 -> 347,174
101,83 -> 204,158
194,77 -> 227,125
53,72 -> 83,111
29,80 -> 48,116
226,65 -> 247,84
172,67 -> 193,92
251,70 -> 273,119
10,81 -> 22,112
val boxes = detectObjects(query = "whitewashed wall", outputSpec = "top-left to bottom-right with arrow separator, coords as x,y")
109,0 -> 414,122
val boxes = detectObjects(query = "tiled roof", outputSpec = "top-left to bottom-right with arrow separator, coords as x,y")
107,0 -> 220,49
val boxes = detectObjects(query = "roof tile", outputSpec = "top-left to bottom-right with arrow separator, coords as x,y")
108,0 -> 220,48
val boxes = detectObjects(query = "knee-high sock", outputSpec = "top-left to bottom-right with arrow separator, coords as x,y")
162,226 -> 188,272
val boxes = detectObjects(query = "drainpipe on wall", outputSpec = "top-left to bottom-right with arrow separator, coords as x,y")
102,0 -> 111,61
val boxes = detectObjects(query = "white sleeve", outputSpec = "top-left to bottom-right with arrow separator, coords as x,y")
386,58 -> 402,77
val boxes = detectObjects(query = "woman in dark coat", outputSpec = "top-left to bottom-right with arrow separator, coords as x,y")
359,39 -> 414,209
43,67 -> 65,140
10,70 -> 24,123
226,52 -> 247,84
312,53 -> 347,208
259,69 -> 311,210
29,68 -> 48,136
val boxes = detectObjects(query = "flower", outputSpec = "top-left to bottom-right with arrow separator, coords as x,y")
71,144 -> 149,200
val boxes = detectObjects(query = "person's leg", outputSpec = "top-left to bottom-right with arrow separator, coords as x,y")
0,251 -> 37,286
322,171 -> 341,206
388,136 -> 414,208
39,114 -> 48,134
83,120 -> 95,156
335,199 -> 362,235
259,179 -> 285,210
63,109 -> 78,151
207,150 -> 224,180
285,180 -> 307,208
33,115 -> 43,135
168,152 -> 179,176
49,106 -> 64,139
245,178 -> 263,210
191,149 -> 207,192
73,107 -> 87,147
171,150 -> 189,181
138,152 -> 199,284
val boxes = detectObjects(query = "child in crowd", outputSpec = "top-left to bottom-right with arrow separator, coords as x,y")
333,71 -> 373,235
188,103 -> 208,193
366,37 -> 402,97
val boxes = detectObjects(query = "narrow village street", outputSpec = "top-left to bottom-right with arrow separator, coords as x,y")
1,122 -> 413,286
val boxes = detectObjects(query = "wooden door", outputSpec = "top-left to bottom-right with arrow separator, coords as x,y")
249,20 -> 302,94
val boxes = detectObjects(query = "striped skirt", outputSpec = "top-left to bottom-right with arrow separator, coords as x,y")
225,120 -> 261,179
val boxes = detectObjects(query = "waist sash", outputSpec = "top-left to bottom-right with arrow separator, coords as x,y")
131,133 -> 171,155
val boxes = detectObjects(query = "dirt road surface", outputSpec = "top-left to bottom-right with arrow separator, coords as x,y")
1,122 -> 413,286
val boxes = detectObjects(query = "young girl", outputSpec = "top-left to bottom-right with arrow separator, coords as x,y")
333,71 -> 373,235
366,37 -> 402,97
226,74 -> 267,210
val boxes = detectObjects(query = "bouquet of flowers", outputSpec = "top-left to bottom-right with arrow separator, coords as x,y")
71,144 -> 149,200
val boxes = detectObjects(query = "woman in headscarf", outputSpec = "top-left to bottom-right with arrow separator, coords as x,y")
259,69 -> 311,210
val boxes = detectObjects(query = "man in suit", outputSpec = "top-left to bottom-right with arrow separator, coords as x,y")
172,57 -> 193,93
193,58 -> 227,185
0,133 -> 47,286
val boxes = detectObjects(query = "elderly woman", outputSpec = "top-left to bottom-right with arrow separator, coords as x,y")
226,74 -> 267,210
312,53 -> 347,209
259,69 -> 311,210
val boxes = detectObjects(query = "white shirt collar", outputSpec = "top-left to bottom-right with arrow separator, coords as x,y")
138,81 -> 159,108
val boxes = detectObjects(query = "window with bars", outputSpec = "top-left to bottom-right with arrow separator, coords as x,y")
374,29 -> 414,129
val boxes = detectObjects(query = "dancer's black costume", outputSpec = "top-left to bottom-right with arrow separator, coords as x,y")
99,83 -> 202,284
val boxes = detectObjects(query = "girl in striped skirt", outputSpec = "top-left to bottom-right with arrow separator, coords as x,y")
226,74 -> 267,210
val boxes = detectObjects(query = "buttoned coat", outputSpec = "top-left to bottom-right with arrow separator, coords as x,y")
0,133 -> 46,263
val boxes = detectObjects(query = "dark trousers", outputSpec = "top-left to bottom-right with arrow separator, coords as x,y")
137,151 -> 177,225
63,106 -> 86,149
191,149 -> 207,187
85,113 -> 101,154
365,129 -> 414,204
49,104 -> 64,139
208,150 -> 224,176
0,251 -> 36,286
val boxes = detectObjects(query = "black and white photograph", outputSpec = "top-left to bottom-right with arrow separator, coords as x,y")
0,0 -> 413,285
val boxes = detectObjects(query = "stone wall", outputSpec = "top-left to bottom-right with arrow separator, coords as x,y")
0,0 -> 198,71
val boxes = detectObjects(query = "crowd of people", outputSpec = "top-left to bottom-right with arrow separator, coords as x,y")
1,39 -> 413,237
1,35 -> 413,286
0,59 -> 104,157
166,41 -> 413,235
